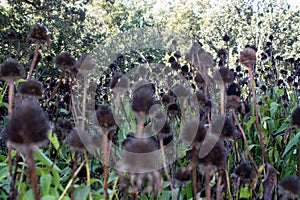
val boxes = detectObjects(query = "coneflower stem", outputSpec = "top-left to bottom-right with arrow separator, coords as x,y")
297,139 -> 300,177
216,173 -> 222,200
177,185 -> 182,200
71,152 -> 78,200
45,69 -> 66,106
27,44 -> 40,78
7,82 -> 14,200
103,131 -> 109,200
82,77 -> 87,129
136,117 -> 144,137
220,84 -> 225,115
191,146 -> 197,200
159,139 -> 175,197
58,161 -> 84,200
205,169 -> 211,200
232,110 -> 258,172
247,66 -> 267,164
84,151 -> 92,200
27,149 -> 39,200
9,152 -> 20,199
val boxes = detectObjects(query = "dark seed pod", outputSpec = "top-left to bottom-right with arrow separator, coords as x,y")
174,167 -> 191,184
291,106 -> 300,128
26,24 -> 49,45
65,128 -> 86,152
278,176 -> 299,199
226,95 -> 241,110
240,47 -> 257,67
0,58 -> 25,83
234,162 -> 252,180
55,119 -> 73,140
4,100 -> 50,152
180,118 -> 207,148
96,104 -> 116,129
110,72 -> 128,92
227,83 -> 241,97
6,29 -> 17,40
222,34 -> 230,42
216,67 -> 233,84
54,51 -> 76,70
17,79 -> 44,98
237,101 -> 251,117
132,82 -> 155,115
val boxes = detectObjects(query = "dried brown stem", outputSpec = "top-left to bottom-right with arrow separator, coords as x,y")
248,67 -> 267,164
205,169 -> 211,200
27,149 -> 40,200
103,131 -> 109,200
191,147 -> 197,200
45,69 -> 66,106
27,44 -> 41,78
232,110 -> 258,172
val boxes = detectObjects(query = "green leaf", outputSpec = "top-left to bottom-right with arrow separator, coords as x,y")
240,186 -> 251,198
270,102 -> 280,117
140,194 -> 148,200
41,195 -> 57,200
40,174 -> 52,195
48,131 -> 60,150
282,131 -> 300,157
59,108 -> 69,114
35,149 -> 61,173
74,185 -> 90,200
274,123 -> 289,135
23,189 -> 34,200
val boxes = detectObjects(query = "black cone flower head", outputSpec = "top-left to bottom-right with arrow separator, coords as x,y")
54,51 -> 76,70
0,58 -> 25,83
4,100 -> 50,152
240,47 -> 257,67
132,82 -> 155,115
291,106 -> 300,128
26,24 -> 49,45
17,79 -> 44,98
96,104 -> 116,129
278,176 -> 299,199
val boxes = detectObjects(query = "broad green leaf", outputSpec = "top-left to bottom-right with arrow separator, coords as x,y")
23,189 -> 34,200
41,195 -> 57,200
270,102 -> 280,117
74,185 -> 90,200
48,131 -> 60,150
40,174 -> 52,195
282,131 -> 300,157
274,123 -> 289,135
35,149 -> 61,173
240,186 -> 251,198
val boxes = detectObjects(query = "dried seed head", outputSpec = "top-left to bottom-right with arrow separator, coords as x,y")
227,83 -> 241,97
55,119 -> 73,140
278,176 -> 299,199
194,73 -> 206,85
211,117 -> 234,138
54,51 -> 76,70
226,95 -> 241,110
4,100 -> 50,152
198,137 -> 225,170
26,24 -> 49,45
0,58 -> 25,83
174,167 -> 191,184
237,101 -> 251,117
234,162 -> 252,180
291,106 -> 300,128
65,128 -> 86,152
17,79 -> 44,98
215,67 -> 233,84
240,47 -> 257,67
76,54 -> 96,72
132,82 -> 155,115
96,104 -> 115,129
6,29 -> 17,40
110,72 -> 129,93
180,118 -> 207,148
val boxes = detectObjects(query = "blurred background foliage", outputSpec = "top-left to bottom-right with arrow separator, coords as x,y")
0,0 -> 299,63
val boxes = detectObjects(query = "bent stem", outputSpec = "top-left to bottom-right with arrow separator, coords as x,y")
159,139 -> 175,198
232,110 -> 258,172
103,131 -> 109,200
204,169 -> 211,200
84,151 -> 92,200
27,44 -> 41,78
58,161 -> 85,200
191,146 -> 197,200
45,69 -> 66,106
26,148 -> 39,200
247,66 -> 267,164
